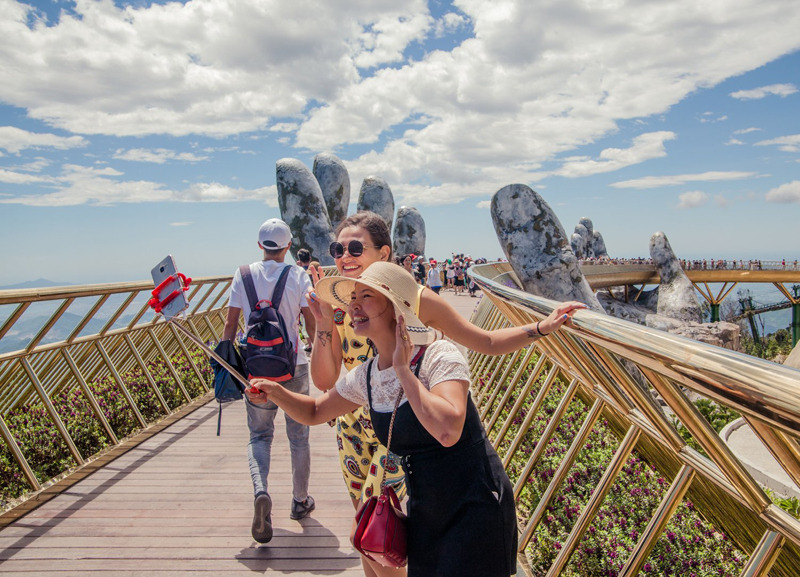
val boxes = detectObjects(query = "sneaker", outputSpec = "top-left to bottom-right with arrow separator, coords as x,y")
252,493 -> 273,543
290,496 -> 315,520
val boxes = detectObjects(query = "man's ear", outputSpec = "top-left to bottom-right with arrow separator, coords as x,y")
379,246 -> 391,262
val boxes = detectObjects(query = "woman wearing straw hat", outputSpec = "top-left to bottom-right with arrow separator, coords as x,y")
249,261 -> 557,576
308,211 -> 585,577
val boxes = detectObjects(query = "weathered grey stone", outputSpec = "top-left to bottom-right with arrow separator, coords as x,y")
663,321 -> 741,351
312,153 -> 350,232
578,217 -> 594,238
596,294 -> 651,324
591,230 -> 608,258
571,230 -> 587,259
393,206 -> 426,258
358,177 -> 395,232
785,342 -> 800,369
650,232 -> 702,323
491,184 -> 604,311
276,158 -> 335,266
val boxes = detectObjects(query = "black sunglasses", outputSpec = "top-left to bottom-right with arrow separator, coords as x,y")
329,240 -> 381,259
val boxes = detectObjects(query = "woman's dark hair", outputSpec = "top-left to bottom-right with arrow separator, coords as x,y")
296,248 -> 311,264
335,211 -> 393,261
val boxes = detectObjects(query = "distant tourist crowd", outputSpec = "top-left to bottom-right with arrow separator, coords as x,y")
579,257 -> 798,271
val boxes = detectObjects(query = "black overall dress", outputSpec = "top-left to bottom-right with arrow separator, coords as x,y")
366,360 -> 518,577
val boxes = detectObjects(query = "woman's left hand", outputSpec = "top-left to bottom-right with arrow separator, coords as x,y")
393,314 -> 414,369
537,301 -> 588,335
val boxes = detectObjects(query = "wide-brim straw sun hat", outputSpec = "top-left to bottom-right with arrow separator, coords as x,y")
314,261 -> 435,345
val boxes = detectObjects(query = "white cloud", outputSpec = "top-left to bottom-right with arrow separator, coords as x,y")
0,168 -> 53,184
353,11 -> 433,69
611,171 -> 759,189
113,148 -> 209,164
765,181 -> 800,203
0,161 -> 278,207
714,194 -> 729,207
476,200 -> 491,209
754,134 -> 800,154
170,222 -> 192,227
730,83 -> 798,100
677,190 -> 708,209
269,123 -> 300,133
0,0 -> 431,137
551,131 -> 675,178
725,138 -> 744,146
1,0 -> 800,207
733,127 -> 761,135
434,12 -> 470,37
0,126 -> 88,154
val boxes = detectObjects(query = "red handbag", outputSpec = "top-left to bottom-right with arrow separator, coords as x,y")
351,382 -> 409,567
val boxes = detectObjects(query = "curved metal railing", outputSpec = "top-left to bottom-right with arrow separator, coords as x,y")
0,277 -> 231,517
468,261 -> 800,576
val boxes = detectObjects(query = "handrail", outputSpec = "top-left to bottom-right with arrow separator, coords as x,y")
0,277 -> 229,510
468,261 -> 800,576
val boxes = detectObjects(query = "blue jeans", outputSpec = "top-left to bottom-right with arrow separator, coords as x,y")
246,363 -> 310,502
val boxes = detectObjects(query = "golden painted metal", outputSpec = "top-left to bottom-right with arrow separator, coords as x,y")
122,334 -> 171,416
620,464 -> 695,576
67,294 -> 110,343
545,425 -> 642,576
0,411 -> 40,491
510,376 -> 578,494
19,357 -> 84,466
147,328 -> 192,402
739,531 -> 784,577
61,348 -> 119,445
742,415 -> 800,492
518,398 -> 605,551
0,302 -> 31,341
94,341 -> 147,429
639,366 -> 770,512
479,347 -> 526,420
168,322 -> 207,391
25,298 -> 75,353
487,352 -> 545,436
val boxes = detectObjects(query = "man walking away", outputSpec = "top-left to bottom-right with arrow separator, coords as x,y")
222,218 -> 316,544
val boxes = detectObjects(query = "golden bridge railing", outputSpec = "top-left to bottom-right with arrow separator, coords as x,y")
0,276 -> 234,520
468,262 -> 800,576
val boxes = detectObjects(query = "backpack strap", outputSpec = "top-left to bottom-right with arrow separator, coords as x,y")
270,265 -> 293,312
239,265 -> 259,313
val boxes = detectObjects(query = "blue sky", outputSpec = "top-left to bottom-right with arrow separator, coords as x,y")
0,0 -> 799,285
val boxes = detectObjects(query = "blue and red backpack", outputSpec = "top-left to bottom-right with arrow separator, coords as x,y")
239,264 -> 297,383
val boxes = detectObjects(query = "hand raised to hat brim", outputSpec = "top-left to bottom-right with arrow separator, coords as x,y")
393,314 -> 414,370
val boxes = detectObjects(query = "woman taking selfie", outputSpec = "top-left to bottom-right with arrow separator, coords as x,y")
250,262 -> 537,576
307,211 -> 585,576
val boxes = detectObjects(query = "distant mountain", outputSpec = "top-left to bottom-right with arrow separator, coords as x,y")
0,279 -> 73,290
0,311 -> 137,354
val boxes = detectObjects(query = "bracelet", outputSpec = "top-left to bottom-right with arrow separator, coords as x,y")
537,321 -> 547,336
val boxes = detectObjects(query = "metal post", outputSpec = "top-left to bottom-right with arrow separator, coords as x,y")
710,303 -> 720,322
792,302 -> 799,348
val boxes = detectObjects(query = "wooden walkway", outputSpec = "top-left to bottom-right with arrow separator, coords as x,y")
0,290 -> 482,576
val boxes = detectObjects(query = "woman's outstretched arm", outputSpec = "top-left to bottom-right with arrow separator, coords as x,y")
418,289 -> 586,355
248,380 -> 358,425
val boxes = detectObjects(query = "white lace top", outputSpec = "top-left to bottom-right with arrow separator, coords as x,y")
335,340 -> 471,413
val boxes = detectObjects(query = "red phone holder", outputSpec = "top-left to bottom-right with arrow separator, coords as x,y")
149,273 -> 192,314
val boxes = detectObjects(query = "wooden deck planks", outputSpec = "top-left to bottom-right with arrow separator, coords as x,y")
0,396 -> 361,575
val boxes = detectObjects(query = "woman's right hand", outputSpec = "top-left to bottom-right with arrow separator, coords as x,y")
306,287 -> 335,322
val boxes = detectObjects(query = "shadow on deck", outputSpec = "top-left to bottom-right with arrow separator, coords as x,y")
0,399 -> 364,575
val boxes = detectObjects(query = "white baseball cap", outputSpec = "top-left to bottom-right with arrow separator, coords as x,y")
258,218 -> 292,249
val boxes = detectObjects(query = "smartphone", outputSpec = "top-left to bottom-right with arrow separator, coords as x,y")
150,255 -> 189,320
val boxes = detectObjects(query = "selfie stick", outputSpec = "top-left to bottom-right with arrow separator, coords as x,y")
166,318 -> 252,391
148,274 -> 252,391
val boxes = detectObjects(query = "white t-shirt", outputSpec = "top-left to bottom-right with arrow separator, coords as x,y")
229,260 -> 312,365
427,267 -> 442,288
335,340 -> 470,412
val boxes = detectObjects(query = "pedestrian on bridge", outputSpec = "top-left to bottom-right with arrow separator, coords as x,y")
251,261 -> 559,575
221,218 -> 317,545
304,211 -> 586,577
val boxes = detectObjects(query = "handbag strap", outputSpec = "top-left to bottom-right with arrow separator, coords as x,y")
375,346 -> 427,490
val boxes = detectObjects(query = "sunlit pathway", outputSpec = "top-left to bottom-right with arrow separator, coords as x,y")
0,396 -> 363,576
